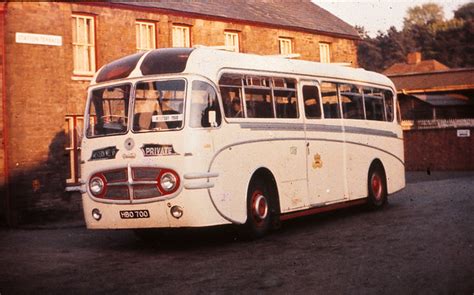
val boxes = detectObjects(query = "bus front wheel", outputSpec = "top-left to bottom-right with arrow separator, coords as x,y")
243,179 -> 274,239
367,164 -> 387,209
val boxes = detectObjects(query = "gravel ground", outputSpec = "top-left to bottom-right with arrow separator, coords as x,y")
0,171 -> 473,294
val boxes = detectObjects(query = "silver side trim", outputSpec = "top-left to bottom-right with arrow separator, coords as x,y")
239,122 -> 305,131
305,124 -> 344,133
185,182 -> 215,190
344,126 -> 398,138
183,172 -> 219,180
239,122 -> 400,139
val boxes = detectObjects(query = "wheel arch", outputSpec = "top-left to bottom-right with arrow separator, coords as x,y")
248,167 -> 281,216
368,158 -> 388,194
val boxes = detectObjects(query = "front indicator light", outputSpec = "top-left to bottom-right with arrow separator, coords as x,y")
170,206 -> 183,219
92,208 -> 102,221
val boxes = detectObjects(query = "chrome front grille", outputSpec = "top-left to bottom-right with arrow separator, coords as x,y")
105,185 -> 130,200
132,168 -> 161,181
93,166 -> 164,203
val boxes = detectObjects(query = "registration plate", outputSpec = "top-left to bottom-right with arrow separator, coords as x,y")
119,210 -> 150,219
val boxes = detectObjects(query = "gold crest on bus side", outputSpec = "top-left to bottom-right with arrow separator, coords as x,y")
312,154 -> 323,169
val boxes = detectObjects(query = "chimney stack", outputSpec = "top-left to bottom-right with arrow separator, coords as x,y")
407,52 -> 422,64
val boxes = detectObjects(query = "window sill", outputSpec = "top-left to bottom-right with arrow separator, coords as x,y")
72,76 -> 93,81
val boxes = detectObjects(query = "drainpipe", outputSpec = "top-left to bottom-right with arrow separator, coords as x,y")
0,2 -> 11,226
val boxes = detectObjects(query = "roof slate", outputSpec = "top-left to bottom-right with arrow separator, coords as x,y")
112,0 -> 359,39
383,60 -> 449,75
388,68 -> 474,92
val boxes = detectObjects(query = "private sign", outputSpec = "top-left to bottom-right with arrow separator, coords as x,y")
141,144 -> 178,157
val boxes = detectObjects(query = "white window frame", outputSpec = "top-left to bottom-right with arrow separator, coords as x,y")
72,14 -> 96,76
279,37 -> 293,55
224,31 -> 239,52
172,25 -> 190,48
319,42 -> 331,63
136,21 -> 156,52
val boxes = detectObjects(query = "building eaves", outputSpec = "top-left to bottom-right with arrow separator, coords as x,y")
111,0 -> 360,39
383,60 -> 449,75
388,68 -> 474,93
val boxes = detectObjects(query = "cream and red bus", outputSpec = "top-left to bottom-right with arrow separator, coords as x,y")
79,48 -> 405,238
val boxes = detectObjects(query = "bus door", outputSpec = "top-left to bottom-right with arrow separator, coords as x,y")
302,81 -> 347,205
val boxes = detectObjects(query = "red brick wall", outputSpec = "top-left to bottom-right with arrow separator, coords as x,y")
4,2 -> 358,224
0,4 -> 6,224
404,128 -> 474,171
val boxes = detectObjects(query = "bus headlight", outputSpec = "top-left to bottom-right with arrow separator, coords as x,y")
160,172 -> 177,191
90,176 -> 105,196
157,170 -> 180,194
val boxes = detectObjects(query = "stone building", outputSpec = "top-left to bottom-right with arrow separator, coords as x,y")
0,1 -> 360,225
385,52 -> 474,171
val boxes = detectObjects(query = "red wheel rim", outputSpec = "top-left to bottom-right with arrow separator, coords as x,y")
371,174 -> 383,201
251,190 -> 268,226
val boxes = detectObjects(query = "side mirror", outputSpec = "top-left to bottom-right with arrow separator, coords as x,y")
208,110 -> 217,127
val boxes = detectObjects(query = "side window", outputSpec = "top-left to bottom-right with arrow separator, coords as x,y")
340,84 -> 365,120
273,78 -> 298,118
219,73 -> 244,118
190,81 -> 222,128
219,73 -> 298,119
321,82 -> 340,119
303,85 -> 321,119
363,87 -> 385,121
384,90 -> 394,122
244,76 -> 274,118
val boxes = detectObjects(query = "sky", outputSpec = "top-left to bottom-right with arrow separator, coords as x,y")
313,0 -> 471,36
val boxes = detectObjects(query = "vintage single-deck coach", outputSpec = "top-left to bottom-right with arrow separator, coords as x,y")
79,47 -> 405,238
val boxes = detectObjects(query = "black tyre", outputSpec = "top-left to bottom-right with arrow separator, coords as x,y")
243,179 -> 274,239
367,164 -> 388,209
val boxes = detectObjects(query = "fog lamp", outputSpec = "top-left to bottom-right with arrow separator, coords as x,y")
170,206 -> 183,219
92,208 -> 102,221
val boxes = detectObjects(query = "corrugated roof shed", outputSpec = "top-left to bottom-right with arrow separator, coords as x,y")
112,0 -> 360,39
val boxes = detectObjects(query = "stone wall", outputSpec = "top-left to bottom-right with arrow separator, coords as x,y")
3,2 -> 358,225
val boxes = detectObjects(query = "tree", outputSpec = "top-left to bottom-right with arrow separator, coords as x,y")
454,2 -> 474,21
356,2 -> 474,72
403,3 -> 445,29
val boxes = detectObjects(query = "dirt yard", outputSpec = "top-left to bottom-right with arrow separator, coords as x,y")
0,172 -> 473,294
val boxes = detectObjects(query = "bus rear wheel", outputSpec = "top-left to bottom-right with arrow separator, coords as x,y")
367,165 -> 387,209
243,179 -> 274,239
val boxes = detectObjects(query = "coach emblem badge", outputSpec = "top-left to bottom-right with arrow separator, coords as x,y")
312,154 -> 322,169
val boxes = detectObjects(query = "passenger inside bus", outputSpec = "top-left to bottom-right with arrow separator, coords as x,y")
232,98 -> 243,117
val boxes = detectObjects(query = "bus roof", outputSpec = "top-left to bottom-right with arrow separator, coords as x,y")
91,48 -> 395,90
